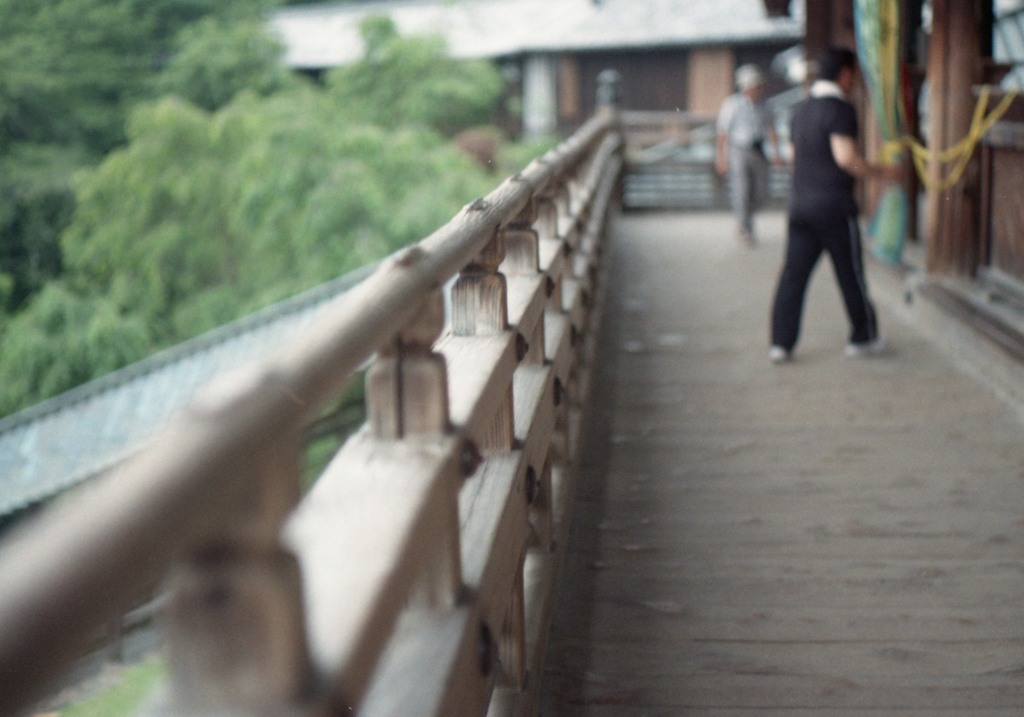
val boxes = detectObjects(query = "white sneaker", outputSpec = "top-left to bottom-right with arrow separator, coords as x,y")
845,337 -> 888,358
768,345 -> 791,363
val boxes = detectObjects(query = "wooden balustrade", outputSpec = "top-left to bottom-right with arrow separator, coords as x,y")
620,109 -> 717,149
0,109 -> 622,717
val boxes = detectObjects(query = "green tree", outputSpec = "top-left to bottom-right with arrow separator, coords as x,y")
0,284 -> 150,413
0,107 -> 497,413
0,11 -> 513,417
0,0 -> 272,154
327,15 -> 505,135
0,145 -> 84,310
152,17 -> 299,111
0,0 -> 279,315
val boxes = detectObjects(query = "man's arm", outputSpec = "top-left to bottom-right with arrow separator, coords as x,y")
830,134 -> 903,181
768,125 -> 784,165
716,132 -> 729,177
715,96 -> 734,177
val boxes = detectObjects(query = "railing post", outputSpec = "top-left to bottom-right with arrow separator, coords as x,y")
452,231 -> 508,337
163,545 -> 313,710
452,232 -> 515,455
364,287 -> 461,610
501,203 -> 546,367
159,414 -> 315,713
366,290 -> 450,439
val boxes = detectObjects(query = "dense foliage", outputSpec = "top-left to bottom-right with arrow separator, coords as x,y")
327,16 -> 505,135
0,7 -> 517,416
0,0 -> 276,312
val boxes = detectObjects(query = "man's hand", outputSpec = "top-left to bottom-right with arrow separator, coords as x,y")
715,154 -> 729,177
831,134 -> 904,183
769,129 -> 786,167
715,134 -> 729,177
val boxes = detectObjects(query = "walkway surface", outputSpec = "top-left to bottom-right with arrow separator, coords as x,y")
541,210 -> 1024,715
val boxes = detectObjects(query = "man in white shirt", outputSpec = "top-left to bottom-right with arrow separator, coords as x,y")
716,64 -> 779,246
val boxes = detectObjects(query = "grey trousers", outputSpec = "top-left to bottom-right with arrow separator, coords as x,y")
728,146 -> 768,234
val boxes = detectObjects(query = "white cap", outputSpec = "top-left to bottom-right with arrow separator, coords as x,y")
735,64 -> 764,91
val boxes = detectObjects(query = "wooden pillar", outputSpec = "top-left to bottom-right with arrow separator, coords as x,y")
805,0 -> 855,81
925,0 -> 984,276
163,427 -> 316,711
805,1 -> 833,69
366,291 -> 450,438
904,0 -> 926,244
523,54 -> 558,140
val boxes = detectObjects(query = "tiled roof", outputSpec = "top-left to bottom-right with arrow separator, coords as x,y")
0,265 -> 375,519
271,0 -> 805,69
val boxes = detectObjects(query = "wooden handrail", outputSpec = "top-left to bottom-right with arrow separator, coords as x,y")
0,109 -> 623,717
619,110 -> 716,150
620,109 -> 716,126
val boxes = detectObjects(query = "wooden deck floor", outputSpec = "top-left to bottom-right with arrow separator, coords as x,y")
541,211 -> 1024,716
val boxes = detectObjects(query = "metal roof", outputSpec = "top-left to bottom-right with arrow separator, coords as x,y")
0,265 -> 375,519
271,0 -> 805,70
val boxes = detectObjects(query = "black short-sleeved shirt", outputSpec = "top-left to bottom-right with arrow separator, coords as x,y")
788,95 -> 859,219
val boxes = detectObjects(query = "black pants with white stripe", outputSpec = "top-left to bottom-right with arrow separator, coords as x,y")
770,213 -> 878,351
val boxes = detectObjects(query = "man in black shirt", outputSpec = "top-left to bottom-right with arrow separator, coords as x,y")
768,48 -> 902,363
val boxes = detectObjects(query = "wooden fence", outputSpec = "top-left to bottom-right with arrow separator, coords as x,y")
619,109 -> 717,150
0,109 -> 623,717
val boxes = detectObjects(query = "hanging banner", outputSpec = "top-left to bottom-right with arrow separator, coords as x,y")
854,0 -> 908,265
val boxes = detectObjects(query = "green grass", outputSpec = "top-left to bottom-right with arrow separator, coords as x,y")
61,658 -> 165,717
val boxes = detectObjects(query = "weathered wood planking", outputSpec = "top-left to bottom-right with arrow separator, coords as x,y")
437,334 -> 518,443
542,210 -> 1024,716
360,606 -> 482,717
539,239 -> 568,294
507,275 -> 549,343
285,432 -> 463,706
513,366 -> 557,485
548,675 -> 1024,710
574,710 -> 1024,717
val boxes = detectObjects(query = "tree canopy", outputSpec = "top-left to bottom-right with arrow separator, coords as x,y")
327,16 -> 505,135
0,6 -> 514,417
0,0 -> 279,317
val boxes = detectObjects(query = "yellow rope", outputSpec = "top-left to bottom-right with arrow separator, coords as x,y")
882,86 -> 1019,191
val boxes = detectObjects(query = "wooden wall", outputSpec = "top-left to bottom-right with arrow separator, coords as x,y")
989,148 -> 1024,279
576,48 -> 691,123
688,49 -> 735,115
559,42 -> 795,134
983,121 -> 1024,282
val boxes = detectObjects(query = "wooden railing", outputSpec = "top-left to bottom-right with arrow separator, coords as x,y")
0,110 -> 623,717
620,109 -> 717,150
